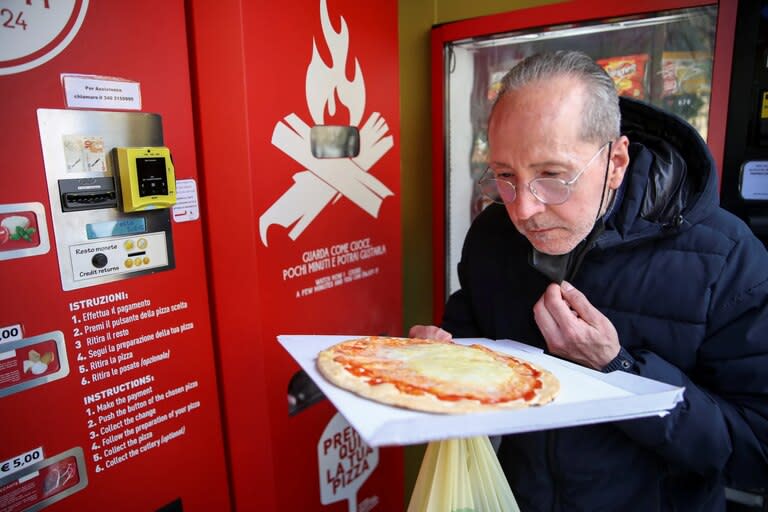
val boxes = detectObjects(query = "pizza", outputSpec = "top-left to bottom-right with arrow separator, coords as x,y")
316,336 -> 559,414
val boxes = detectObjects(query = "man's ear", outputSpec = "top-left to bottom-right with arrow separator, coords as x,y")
608,135 -> 630,190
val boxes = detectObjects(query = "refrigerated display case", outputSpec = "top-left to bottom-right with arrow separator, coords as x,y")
430,0 -> 737,314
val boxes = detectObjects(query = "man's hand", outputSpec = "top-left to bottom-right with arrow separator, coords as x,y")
533,281 -> 620,370
408,325 -> 452,341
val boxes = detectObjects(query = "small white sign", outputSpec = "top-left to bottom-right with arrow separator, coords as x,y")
62,75 -> 142,110
741,161 -> 768,200
0,324 -> 23,345
0,447 -> 44,480
172,179 -> 200,223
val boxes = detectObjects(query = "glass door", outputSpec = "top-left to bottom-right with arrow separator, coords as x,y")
442,5 -> 717,297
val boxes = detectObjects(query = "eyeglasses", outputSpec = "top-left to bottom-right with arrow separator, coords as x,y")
478,141 -> 611,205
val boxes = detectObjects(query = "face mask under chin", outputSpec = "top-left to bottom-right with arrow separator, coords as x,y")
528,218 -> 606,283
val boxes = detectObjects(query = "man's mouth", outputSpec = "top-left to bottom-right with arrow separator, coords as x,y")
527,226 -> 557,234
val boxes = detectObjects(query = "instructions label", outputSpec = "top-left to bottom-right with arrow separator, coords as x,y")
67,291 -> 202,474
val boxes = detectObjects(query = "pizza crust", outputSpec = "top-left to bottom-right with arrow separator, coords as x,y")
316,337 -> 560,414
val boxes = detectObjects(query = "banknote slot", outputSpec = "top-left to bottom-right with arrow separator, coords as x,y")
61,191 -> 117,210
58,177 -> 118,212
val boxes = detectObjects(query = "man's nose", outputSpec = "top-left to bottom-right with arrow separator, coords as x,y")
507,184 -> 545,220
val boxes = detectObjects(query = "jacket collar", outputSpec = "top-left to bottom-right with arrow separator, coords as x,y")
597,97 -> 719,249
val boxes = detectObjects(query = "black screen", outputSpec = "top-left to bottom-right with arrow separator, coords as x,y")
136,157 -> 168,197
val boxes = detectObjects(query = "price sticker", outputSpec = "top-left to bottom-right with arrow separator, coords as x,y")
0,447 -> 44,479
0,323 -> 23,344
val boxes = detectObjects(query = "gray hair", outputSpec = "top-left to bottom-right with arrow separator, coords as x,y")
493,50 -> 621,143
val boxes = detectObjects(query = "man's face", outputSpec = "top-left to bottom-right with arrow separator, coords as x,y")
487,75 -> 628,255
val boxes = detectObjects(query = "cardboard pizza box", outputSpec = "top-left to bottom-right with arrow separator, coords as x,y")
278,335 -> 685,447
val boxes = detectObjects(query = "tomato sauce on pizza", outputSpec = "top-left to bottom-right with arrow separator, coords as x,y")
317,337 -> 559,414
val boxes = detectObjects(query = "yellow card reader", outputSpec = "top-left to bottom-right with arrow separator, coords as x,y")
114,146 -> 176,212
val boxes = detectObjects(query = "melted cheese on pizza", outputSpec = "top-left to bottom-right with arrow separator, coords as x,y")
331,338 -> 543,404
385,344 -> 516,387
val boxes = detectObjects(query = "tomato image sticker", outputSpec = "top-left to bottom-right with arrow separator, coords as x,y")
0,212 -> 40,251
0,203 -> 50,261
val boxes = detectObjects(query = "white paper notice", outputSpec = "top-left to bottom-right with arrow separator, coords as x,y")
172,180 -> 200,223
741,161 -> 768,200
62,75 -> 142,110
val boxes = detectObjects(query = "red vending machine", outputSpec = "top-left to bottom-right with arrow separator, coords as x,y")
0,2 -> 230,511
430,0 -> 737,318
189,0 -> 403,510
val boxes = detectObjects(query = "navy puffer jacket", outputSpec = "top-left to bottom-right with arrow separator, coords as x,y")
442,98 -> 768,511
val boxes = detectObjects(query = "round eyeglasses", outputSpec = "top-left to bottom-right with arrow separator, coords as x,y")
478,141 -> 612,206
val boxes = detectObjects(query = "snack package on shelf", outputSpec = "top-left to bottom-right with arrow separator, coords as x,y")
407,436 -> 520,512
660,51 -> 712,97
470,130 -> 491,221
597,54 -> 649,99
486,70 -> 508,102
660,51 -> 712,139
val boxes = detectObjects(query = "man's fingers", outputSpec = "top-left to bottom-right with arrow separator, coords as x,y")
533,297 -> 564,347
408,325 -> 426,337
560,281 -> 600,325
535,282 -> 622,369
408,325 -> 452,341
536,283 -> 589,354
539,283 -> 579,330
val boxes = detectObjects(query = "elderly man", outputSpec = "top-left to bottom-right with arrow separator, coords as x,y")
412,50 -> 768,511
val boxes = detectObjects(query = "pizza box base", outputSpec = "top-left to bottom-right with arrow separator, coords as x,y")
278,335 -> 685,447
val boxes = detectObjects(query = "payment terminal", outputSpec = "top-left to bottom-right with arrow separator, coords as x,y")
37,109 -> 176,291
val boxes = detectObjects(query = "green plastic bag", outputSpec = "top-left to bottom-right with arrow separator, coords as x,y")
407,436 -> 520,512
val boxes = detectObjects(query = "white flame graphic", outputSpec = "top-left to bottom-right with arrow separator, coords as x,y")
306,0 -> 365,126
259,0 -> 393,247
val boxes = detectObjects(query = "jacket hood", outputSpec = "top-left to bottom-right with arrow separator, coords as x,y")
599,97 -> 720,248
